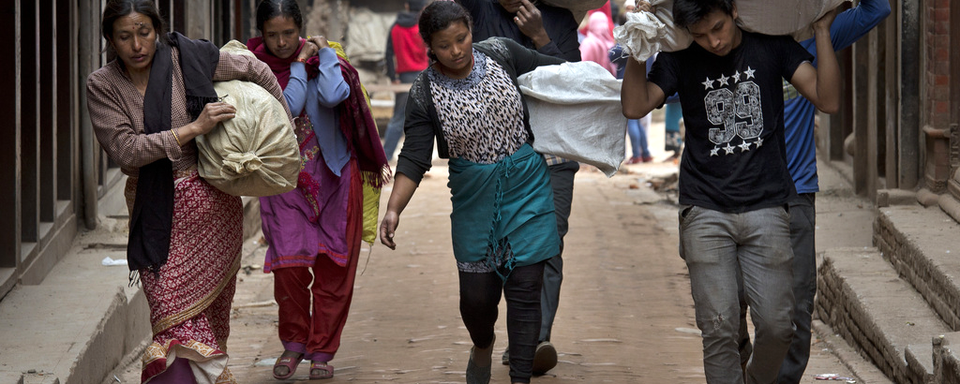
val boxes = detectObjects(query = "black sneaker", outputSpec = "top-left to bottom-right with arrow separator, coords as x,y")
531,341 -> 557,375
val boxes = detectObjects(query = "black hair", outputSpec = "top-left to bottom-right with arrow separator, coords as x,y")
101,0 -> 168,44
418,1 -> 473,60
256,0 -> 303,32
672,0 -> 735,29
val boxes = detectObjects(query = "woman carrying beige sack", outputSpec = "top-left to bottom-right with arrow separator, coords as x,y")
85,0 -> 289,382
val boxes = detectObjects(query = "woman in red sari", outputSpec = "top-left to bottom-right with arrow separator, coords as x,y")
85,1 -> 290,382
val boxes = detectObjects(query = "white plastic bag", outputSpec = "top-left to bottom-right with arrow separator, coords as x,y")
614,0 -> 850,62
196,80 -> 300,197
614,2 -> 688,62
518,61 -> 626,177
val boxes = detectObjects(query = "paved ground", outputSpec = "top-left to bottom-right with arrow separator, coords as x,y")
102,155 -> 870,383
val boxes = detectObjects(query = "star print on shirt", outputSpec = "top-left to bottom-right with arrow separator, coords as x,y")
718,74 -> 730,87
739,141 -> 752,152
754,137 -> 764,148
732,70 -> 741,82
744,66 -> 756,79
710,146 -> 720,157
702,77 -> 715,90
723,144 -> 736,155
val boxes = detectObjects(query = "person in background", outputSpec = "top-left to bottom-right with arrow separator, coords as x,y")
455,0 -> 580,374
248,0 -> 390,379
86,0 -> 290,382
382,0 -> 430,161
621,0 -> 841,381
379,2 -> 564,383
737,0 -> 890,382
609,10 -> 654,165
612,28 -> 679,165
579,1 -> 614,40
580,11 -> 617,75
663,102 -> 683,160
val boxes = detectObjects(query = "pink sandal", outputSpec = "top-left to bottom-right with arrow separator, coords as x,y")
309,361 -> 334,380
272,352 -> 304,380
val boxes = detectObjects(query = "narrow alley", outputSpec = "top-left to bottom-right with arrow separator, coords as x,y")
105,159 -> 868,383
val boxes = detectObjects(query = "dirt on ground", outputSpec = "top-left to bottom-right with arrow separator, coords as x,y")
107,161 -> 857,383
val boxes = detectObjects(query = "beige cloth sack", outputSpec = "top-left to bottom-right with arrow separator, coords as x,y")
738,0 -> 851,41
614,0 -> 850,61
195,41 -> 300,197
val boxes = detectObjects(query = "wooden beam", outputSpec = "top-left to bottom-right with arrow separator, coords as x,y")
853,32 -> 869,195
0,0 -> 21,268
885,0 -> 899,189
867,28 -> 880,201
21,0 -> 39,242
898,0 -> 921,189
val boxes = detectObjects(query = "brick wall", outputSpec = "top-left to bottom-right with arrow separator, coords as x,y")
925,0 -> 952,130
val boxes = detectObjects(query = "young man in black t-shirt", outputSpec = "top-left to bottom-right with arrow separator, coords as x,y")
620,1 -> 840,383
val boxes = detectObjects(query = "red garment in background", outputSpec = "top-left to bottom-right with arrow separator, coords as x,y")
580,12 -> 617,75
578,1 -> 614,40
390,24 -> 429,73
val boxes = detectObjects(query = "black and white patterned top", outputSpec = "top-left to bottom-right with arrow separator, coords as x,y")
426,50 -> 526,165
396,37 -> 565,184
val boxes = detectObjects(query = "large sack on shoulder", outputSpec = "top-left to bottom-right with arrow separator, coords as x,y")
518,61 -> 626,177
196,79 -> 300,197
195,40 -> 299,197
614,0 -> 849,61
737,0 -> 851,40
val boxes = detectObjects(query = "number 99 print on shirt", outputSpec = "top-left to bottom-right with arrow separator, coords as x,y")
646,31 -> 813,213
702,67 -> 762,156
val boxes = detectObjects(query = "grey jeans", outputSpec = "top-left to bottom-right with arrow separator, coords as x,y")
737,194 -> 817,384
679,205 -> 795,384
778,193 -> 816,383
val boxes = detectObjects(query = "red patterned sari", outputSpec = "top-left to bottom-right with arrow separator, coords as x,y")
127,170 -> 243,384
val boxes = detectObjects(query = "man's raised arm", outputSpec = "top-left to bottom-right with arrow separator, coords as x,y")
621,56 -> 666,119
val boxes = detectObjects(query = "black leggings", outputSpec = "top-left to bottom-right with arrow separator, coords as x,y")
459,261 -> 545,384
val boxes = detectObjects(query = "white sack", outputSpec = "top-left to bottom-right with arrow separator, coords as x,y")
614,3 -> 688,62
614,0 -> 850,62
518,61 -> 626,178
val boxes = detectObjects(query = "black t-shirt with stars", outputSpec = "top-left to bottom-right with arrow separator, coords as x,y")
648,31 -> 812,213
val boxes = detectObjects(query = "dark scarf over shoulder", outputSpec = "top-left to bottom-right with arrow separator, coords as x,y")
129,32 -> 219,275
335,53 -> 391,187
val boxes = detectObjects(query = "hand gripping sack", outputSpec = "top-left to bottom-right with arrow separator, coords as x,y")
518,61 -> 626,177
196,79 -> 300,197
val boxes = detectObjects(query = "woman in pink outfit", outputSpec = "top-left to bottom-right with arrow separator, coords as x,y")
579,11 -> 617,76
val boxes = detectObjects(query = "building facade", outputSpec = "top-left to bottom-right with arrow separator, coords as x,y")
0,0 -> 408,302
0,0 -> 252,300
